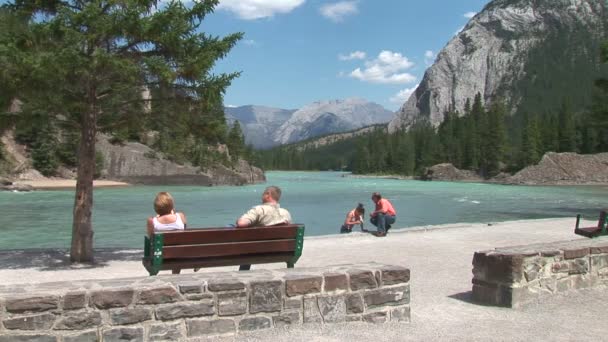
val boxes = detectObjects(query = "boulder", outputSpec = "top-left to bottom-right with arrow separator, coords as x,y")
422,163 -> 483,182
506,152 -> 608,185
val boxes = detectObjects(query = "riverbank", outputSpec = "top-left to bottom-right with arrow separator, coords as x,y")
0,218 -> 605,341
13,179 -> 130,190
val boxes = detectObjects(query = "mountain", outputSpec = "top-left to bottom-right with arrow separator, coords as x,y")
226,98 -> 394,148
274,98 -> 394,145
389,0 -> 607,132
224,105 -> 296,149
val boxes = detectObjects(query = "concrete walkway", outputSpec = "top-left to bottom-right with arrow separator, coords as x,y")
0,218 -> 606,341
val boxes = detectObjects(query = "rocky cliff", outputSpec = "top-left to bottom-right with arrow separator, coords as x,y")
389,0 -> 607,132
96,135 -> 265,186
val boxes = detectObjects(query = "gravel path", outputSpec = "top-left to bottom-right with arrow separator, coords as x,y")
0,218 -> 606,341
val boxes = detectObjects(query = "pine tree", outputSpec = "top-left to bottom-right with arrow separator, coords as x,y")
520,112 -> 541,167
1,0 -> 242,262
484,101 -> 507,176
227,121 -> 245,161
558,99 -> 577,152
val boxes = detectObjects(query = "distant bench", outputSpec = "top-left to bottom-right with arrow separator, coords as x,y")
143,224 -> 305,276
574,210 -> 607,238
472,237 -> 608,308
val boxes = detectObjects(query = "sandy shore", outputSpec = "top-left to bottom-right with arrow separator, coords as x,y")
14,179 -> 130,190
0,218 -> 606,341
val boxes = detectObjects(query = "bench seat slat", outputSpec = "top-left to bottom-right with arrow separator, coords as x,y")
163,240 -> 296,259
155,253 -> 294,270
161,225 -> 299,245
575,227 -> 601,238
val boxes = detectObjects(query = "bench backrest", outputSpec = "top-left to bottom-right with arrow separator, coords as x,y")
144,224 -> 305,274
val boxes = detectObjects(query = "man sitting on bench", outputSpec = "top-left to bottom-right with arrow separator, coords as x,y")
235,185 -> 292,271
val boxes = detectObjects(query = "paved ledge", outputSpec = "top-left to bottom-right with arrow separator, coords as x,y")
472,237 -> 608,308
0,262 -> 410,341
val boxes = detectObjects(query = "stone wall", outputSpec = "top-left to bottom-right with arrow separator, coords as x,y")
472,237 -> 608,308
0,263 -> 410,341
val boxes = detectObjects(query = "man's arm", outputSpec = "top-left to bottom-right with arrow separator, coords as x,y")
236,207 -> 258,227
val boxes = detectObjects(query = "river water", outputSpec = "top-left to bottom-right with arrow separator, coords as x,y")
0,171 -> 606,249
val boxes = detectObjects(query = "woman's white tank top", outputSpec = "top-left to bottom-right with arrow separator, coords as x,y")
153,213 -> 185,231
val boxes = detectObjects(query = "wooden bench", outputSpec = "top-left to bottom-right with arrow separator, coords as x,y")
142,224 -> 305,276
574,211 -> 607,238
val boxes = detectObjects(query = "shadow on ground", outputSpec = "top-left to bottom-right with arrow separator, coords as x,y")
0,248 -> 142,271
448,291 -> 474,304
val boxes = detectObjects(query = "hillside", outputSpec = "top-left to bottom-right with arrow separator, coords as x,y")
389,0 -> 607,131
226,98 -> 394,149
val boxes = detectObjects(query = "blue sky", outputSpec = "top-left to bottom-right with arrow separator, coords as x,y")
1,0 -> 491,111
206,0 -> 491,111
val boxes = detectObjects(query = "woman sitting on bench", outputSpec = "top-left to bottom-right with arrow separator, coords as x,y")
147,192 -> 188,274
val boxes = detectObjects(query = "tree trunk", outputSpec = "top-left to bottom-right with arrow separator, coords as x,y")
70,89 -> 98,263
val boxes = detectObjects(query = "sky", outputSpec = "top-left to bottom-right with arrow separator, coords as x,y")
204,0 -> 491,111
1,0 -> 491,111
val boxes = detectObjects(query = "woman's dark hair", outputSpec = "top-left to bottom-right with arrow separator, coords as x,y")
356,203 -> 365,215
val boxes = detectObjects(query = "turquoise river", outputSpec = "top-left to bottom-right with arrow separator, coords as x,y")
0,171 -> 606,249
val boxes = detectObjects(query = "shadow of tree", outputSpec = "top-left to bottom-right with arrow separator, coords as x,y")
0,248 -> 142,271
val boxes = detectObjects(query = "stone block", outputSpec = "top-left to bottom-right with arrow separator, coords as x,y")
62,291 -> 86,310
390,306 -> 410,322
348,270 -> 377,291
185,293 -> 212,301
218,292 -> 247,316
472,252 -> 524,284
590,245 -> 608,254
239,317 -> 272,332
187,319 -> 235,337
63,330 -> 99,342
149,321 -> 183,341
178,282 -> 202,294
380,266 -> 410,285
54,311 -> 102,330
364,285 -> 410,308
0,334 -> 57,342
137,286 -> 181,305
273,312 -> 301,327
284,297 -> 302,310
590,254 -> 608,272
102,327 -> 144,342
3,313 -> 56,330
208,279 -> 245,292
346,315 -> 362,322
568,259 -> 589,275
109,307 -> 152,325
155,301 -> 215,321
471,284 -> 499,306
249,280 -> 282,313
523,257 -> 545,283
90,289 -> 134,309
303,297 -> 322,323
556,277 -> 572,292
317,295 -> 347,323
551,261 -> 570,273
563,247 -> 590,260
346,294 -> 364,314
323,273 -> 348,292
285,275 -> 322,296
362,311 -> 388,324
5,295 -> 59,313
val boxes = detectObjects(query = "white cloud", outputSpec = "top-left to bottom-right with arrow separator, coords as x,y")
349,50 -> 416,84
464,11 -> 477,19
218,0 -> 305,20
320,1 -> 358,22
339,51 -> 366,61
390,85 -> 418,104
424,50 -> 435,66
243,39 -> 257,46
